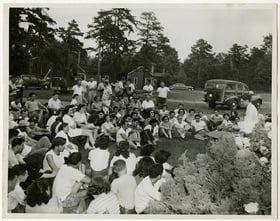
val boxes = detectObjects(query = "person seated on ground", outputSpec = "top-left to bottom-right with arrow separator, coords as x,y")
86,176 -> 120,214
217,113 -> 233,131
111,159 -> 137,214
185,109 -> 196,124
9,137 -> 27,168
8,168 -> 18,193
141,119 -> 159,145
128,96 -> 141,110
133,157 -> 155,185
90,110 -> 105,128
116,119 -> 138,150
17,120 -> 51,150
133,107 -> 145,125
134,164 -> 163,214
55,123 -> 78,153
62,105 -> 96,149
144,109 -> 157,127
111,96 -> 121,110
109,141 -> 137,176
88,136 -> 110,178
128,118 -> 142,148
46,110 -> 62,133
159,104 -> 169,118
26,118 -> 51,141
8,165 -> 28,213
168,111 -> 177,127
111,106 -> 122,123
174,103 -> 185,116
238,94 -> 259,134
10,97 -> 22,111
101,115 -> 118,141
154,150 -> 173,179
9,111 -> 19,129
176,108 -> 188,121
73,104 -> 96,130
159,116 -> 173,139
230,116 -> 241,131
137,144 -> 155,163
210,109 -> 223,129
198,111 -> 209,122
191,114 -> 209,140
47,92 -> 63,114
70,94 -> 80,107
25,178 -> 61,214
24,92 -> 49,125
172,115 -> 191,140
52,152 -> 91,213
42,137 -> 69,178
141,94 -> 155,118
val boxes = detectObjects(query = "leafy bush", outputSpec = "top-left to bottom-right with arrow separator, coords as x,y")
146,128 -> 271,214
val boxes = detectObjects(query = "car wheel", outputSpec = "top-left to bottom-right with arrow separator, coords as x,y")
208,101 -> 216,109
228,99 -> 238,109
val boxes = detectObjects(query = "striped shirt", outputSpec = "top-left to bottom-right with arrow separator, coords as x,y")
87,192 -> 120,214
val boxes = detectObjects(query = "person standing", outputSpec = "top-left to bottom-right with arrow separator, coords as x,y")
102,80 -> 113,115
87,77 -> 98,107
143,79 -> 153,96
72,79 -> 85,104
156,82 -> 169,108
97,77 -> 106,97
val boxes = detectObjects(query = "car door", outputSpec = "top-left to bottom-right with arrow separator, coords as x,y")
237,84 -> 243,97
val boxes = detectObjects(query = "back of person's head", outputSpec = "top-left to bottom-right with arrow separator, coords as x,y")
148,164 -> 163,179
154,150 -> 171,164
189,109 -> 195,113
88,176 -> 111,195
29,92 -> 35,97
12,164 -> 28,177
25,179 -> 50,207
95,136 -> 109,150
116,141 -> 130,159
9,129 -> 19,140
140,144 -> 155,157
64,152 -> 81,166
49,137 -> 66,151
8,168 -> 17,181
11,137 -> 25,148
223,113 -> 229,118
162,116 -> 169,121
113,159 -> 126,173
133,157 -> 155,177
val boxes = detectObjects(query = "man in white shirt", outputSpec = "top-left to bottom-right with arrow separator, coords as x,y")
142,94 -> 155,110
134,164 -> 163,214
47,92 -> 63,113
111,159 -> 137,214
239,94 -> 259,134
113,80 -> 124,96
157,81 -> 169,108
143,79 -> 153,96
72,79 -> 85,104
87,77 -> 97,106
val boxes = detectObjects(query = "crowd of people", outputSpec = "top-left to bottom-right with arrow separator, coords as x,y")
8,76 -> 271,214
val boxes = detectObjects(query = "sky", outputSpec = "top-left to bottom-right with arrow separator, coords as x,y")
47,4 -> 273,61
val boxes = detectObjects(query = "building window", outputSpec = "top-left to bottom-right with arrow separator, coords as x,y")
134,77 -> 138,85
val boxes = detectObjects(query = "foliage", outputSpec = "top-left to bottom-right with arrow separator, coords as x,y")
147,129 -> 271,214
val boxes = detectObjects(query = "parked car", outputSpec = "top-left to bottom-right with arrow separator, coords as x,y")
21,75 -> 50,89
204,79 -> 262,109
169,83 -> 194,91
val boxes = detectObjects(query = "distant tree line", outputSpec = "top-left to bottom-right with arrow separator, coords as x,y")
9,8 -> 272,91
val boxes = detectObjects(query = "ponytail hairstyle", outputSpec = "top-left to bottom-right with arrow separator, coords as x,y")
115,141 -> 130,159
64,152 -> 82,166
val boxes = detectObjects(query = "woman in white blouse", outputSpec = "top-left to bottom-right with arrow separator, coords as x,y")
62,105 -> 96,149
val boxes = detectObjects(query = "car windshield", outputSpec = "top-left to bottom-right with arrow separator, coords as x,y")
205,82 -> 226,90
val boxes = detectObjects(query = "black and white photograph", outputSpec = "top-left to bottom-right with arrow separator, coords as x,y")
2,2 -> 278,217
